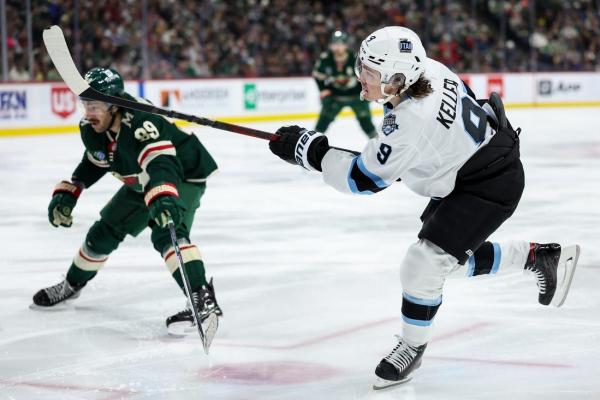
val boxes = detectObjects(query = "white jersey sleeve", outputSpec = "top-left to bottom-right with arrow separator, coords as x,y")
321,57 -> 496,198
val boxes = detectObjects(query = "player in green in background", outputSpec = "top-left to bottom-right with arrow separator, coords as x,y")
32,67 -> 221,336
313,31 -> 377,139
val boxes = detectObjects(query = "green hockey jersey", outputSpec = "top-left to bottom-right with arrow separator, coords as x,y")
312,50 -> 361,97
72,102 -> 218,193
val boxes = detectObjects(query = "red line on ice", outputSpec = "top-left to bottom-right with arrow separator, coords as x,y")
430,321 -> 493,343
0,379 -> 140,398
216,316 -> 398,350
216,320 -> 491,350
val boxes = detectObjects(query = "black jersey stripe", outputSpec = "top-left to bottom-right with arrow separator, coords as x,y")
347,156 -> 389,194
401,293 -> 442,326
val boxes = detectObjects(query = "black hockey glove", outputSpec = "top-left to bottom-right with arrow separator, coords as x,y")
269,125 -> 330,171
48,181 -> 83,227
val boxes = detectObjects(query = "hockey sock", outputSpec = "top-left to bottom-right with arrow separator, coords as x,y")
466,241 -> 530,277
466,242 -> 499,276
163,244 -> 207,291
66,263 -> 97,287
171,260 -> 208,292
66,245 -> 109,287
401,292 -> 442,346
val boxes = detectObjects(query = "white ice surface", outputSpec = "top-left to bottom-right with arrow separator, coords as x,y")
1,108 -> 600,399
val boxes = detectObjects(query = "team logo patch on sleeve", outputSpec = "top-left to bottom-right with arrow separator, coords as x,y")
382,113 -> 399,135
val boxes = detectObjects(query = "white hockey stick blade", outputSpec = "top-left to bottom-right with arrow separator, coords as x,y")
551,245 -> 580,308
201,313 -> 219,354
42,25 -> 89,96
372,376 -> 413,390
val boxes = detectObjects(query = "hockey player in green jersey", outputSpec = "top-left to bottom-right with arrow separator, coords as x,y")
313,31 -> 377,139
32,67 -> 221,335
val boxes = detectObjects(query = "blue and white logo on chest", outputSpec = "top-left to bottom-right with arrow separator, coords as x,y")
93,151 -> 106,161
381,113 -> 399,136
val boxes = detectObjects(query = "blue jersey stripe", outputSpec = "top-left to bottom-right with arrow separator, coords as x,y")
490,242 -> 501,274
403,292 -> 442,307
402,315 -> 434,327
467,256 -> 476,277
347,157 -> 374,195
347,156 -> 388,195
356,156 -> 388,189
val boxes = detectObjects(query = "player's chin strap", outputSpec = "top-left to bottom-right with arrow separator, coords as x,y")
100,106 -> 119,134
360,85 -> 406,104
107,106 -> 119,129
378,82 -> 409,104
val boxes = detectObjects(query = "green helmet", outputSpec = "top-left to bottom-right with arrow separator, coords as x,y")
330,30 -> 349,45
83,67 -> 125,97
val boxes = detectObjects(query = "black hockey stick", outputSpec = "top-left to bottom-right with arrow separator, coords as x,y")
167,219 -> 218,354
42,25 -> 276,141
43,25 -> 359,153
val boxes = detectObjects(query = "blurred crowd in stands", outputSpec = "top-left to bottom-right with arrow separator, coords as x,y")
3,0 -> 599,81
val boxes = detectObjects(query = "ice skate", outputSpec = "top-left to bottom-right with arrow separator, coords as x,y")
166,278 -> 222,344
30,278 -> 84,310
525,243 -> 580,307
373,336 -> 427,390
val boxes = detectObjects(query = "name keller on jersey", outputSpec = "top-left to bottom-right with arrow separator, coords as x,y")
436,78 -> 459,129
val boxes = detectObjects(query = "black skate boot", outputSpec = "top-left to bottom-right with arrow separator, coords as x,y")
166,278 -> 222,336
31,278 -> 84,309
525,243 -> 580,307
373,336 -> 427,390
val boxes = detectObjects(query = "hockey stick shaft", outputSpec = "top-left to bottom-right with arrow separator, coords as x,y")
43,25 -> 276,141
43,25 -> 360,152
167,219 -> 210,354
78,86 -> 277,140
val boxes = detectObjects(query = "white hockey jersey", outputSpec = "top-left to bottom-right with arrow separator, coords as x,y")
321,57 -> 496,198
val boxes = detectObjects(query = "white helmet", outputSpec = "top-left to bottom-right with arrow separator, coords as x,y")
355,26 -> 426,102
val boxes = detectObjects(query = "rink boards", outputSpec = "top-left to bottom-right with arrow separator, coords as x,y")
1,72 -> 600,137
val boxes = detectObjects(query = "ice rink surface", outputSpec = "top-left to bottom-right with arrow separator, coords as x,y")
1,107 -> 599,400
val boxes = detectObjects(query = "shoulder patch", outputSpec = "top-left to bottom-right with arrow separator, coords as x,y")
381,113 -> 399,136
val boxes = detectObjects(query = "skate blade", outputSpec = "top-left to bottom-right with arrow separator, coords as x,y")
201,313 -> 219,354
167,321 -> 197,337
29,303 -> 69,311
372,376 -> 412,390
551,245 -> 580,308
29,300 -> 75,311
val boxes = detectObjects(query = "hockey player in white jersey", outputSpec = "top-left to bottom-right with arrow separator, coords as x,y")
268,26 -> 580,390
